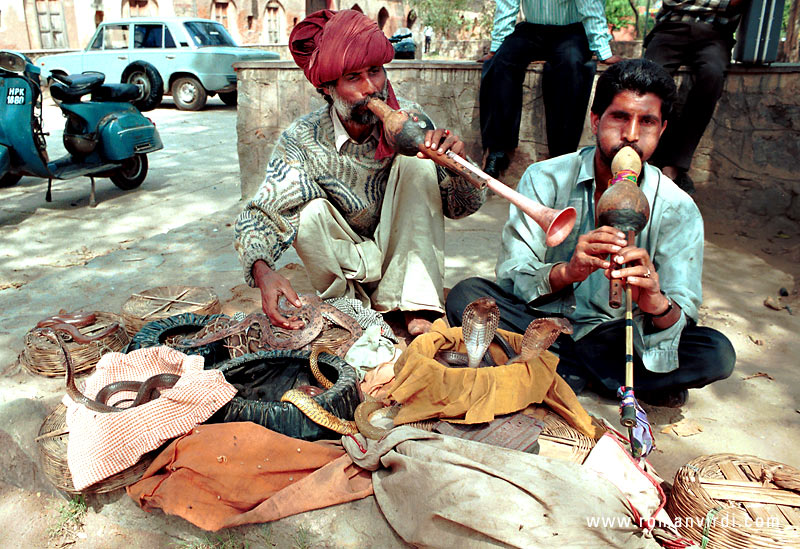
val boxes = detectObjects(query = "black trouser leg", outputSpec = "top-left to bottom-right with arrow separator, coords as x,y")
480,23 -> 544,152
567,320 -> 735,396
541,25 -> 595,157
480,23 -> 593,156
445,277 -> 736,395
645,22 -> 731,171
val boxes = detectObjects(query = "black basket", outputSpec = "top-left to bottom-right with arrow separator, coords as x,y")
212,349 -> 361,441
125,312 -> 229,368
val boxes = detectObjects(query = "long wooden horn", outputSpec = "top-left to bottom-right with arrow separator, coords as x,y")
366,98 -> 576,247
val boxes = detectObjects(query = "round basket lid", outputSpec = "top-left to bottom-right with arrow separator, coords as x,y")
121,286 -> 221,337
667,453 -> 800,548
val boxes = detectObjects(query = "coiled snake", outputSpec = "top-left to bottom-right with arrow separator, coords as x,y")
279,345 -> 360,435
38,328 -> 179,413
180,294 -> 363,359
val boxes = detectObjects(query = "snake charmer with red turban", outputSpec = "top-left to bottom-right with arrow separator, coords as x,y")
289,9 -> 401,159
235,9 -> 485,338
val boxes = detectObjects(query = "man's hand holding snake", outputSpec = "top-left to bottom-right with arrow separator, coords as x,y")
252,260 -> 305,329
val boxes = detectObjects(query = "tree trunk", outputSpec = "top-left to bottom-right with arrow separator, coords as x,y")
786,0 -> 800,63
628,0 -> 640,38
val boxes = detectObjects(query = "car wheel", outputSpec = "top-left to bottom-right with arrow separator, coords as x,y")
110,154 -> 148,190
171,76 -> 208,111
122,62 -> 164,112
218,90 -> 237,107
0,174 -> 22,188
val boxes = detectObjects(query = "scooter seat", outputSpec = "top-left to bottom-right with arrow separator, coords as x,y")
91,83 -> 141,103
49,72 -> 105,103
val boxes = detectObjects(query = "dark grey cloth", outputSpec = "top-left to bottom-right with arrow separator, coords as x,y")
480,22 -> 595,157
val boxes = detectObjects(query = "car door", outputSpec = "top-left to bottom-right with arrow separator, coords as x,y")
131,22 -> 178,87
82,23 -> 130,83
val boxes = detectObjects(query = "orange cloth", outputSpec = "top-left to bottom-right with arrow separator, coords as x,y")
127,422 -> 373,531
388,319 -> 600,438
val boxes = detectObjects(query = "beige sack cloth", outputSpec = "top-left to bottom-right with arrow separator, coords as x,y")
343,426 -> 661,549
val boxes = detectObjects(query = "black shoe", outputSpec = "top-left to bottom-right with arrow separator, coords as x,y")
674,170 -> 696,196
484,151 -> 510,179
637,388 -> 689,408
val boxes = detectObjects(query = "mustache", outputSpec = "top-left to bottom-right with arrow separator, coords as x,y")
610,142 -> 643,159
352,89 -> 388,112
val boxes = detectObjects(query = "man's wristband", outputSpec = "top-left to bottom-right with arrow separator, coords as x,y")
650,295 -> 673,319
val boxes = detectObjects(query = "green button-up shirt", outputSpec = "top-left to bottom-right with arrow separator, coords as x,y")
496,147 -> 703,373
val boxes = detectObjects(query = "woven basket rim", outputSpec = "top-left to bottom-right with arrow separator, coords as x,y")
667,453 -> 800,548
121,285 -> 221,337
536,408 -> 595,464
37,403 -> 154,494
20,311 -> 130,378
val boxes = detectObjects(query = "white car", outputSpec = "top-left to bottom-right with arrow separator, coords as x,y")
38,17 -> 279,111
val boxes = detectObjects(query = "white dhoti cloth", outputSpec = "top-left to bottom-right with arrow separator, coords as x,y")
294,155 -> 445,313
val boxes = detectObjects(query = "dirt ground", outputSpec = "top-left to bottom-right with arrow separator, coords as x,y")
0,111 -> 800,549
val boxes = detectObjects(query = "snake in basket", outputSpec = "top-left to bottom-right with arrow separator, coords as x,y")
281,345 -> 408,438
279,345 -> 359,434
180,294 -> 363,358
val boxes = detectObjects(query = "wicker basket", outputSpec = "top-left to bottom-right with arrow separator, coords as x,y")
121,286 -> 221,337
19,312 -> 130,378
525,407 -> 596,464
36,404 -> 153,494
667,454 -> 800,548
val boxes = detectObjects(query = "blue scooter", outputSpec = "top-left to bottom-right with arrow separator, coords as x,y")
0,50 -> 162,206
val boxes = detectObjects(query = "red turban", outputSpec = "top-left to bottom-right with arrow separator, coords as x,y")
289,9 -> 401,160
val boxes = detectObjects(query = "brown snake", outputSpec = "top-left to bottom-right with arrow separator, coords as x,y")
180,294 -> 363,358
279,346 -> 360,434
40,328 -> 179,413
34,322 -> 121,344
36,311 -> 97,329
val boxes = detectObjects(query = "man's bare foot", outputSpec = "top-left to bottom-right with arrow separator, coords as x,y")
403,311 -> 442,336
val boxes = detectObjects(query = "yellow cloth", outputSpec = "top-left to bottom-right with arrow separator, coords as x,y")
388,319 -> 600,439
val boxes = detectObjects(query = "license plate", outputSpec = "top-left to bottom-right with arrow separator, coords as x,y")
6,87 -> 25,105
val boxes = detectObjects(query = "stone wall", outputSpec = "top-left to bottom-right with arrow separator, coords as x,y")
235,59 -> 800,224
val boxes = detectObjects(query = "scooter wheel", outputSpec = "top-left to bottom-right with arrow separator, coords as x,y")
110,154 -> 148,190
0,174 -> 21,188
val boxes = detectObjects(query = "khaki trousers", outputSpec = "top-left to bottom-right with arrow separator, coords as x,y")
294,156 -> 445,313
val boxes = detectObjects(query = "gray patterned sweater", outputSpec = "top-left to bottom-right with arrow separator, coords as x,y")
235,98 -> 486,286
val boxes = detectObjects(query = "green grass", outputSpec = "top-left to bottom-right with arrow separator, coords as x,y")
175,525 -> 277,549
48,494 -> 87,540
292,525 -> 313,549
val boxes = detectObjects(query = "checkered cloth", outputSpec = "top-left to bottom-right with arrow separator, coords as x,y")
64,346 -> 236,491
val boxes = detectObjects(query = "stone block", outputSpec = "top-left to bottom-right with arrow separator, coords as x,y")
235,60 -> 800,228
